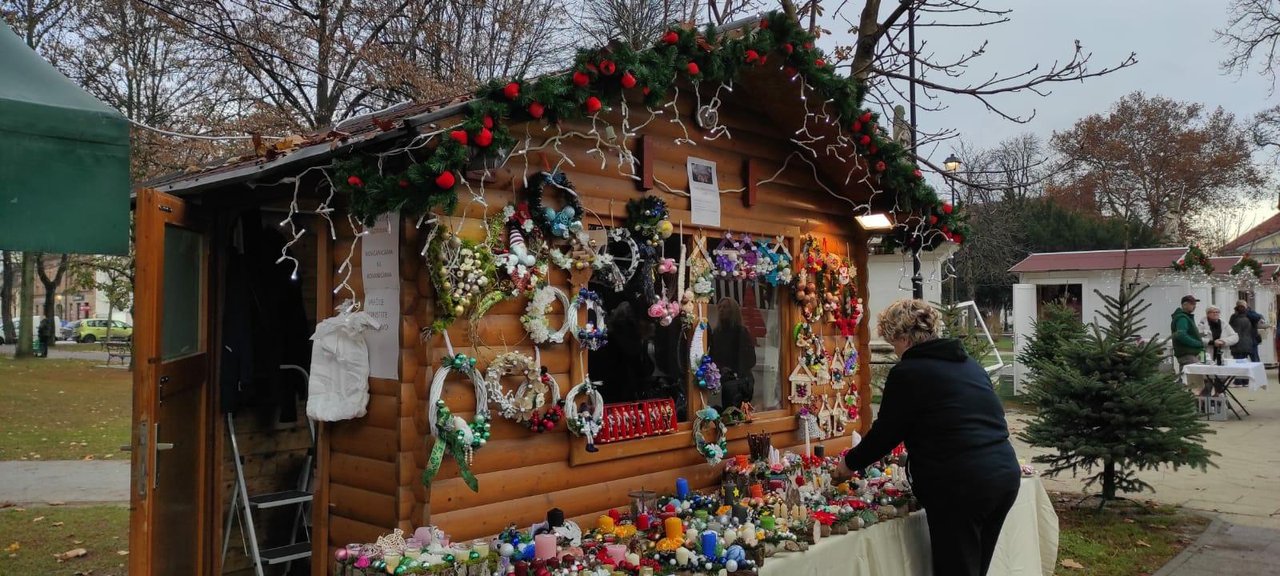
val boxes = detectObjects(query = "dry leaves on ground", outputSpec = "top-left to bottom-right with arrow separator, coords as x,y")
1136,539 -> 1151,547
1061,558 -> 1085,570
55,547 -> 88,562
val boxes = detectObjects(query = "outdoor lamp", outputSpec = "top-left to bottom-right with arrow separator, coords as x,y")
943,153 -> 961,173
854,212 -> 894,232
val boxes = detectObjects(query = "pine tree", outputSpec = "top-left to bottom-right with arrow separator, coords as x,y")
935,301 -> 994,363
1019,284 -> 1216,503
1017,301 -> 1086,382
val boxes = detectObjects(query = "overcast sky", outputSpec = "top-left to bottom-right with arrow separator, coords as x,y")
821,0 -> 1279,231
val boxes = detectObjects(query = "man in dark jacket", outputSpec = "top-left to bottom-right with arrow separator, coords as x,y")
844,299 -> 1019,576
1171,295 -> 1204,368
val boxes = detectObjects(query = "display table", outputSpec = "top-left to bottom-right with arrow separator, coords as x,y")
1182,361 -> 1268,391
760,476 -> 1058,576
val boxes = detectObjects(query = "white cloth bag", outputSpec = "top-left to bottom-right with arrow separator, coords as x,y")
306,310 -> 380,421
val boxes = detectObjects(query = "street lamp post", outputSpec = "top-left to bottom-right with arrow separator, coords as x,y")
943,154 -> 961,303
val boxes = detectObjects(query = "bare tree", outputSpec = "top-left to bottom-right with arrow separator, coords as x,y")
574,0 -> 695,50
777,0 -> 1138,159
0,0 -> 72,50
1,251 -> 16,343
34,253 -> 69,348
1219,1 -> 1280,155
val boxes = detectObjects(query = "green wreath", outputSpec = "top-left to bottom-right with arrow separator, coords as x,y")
426,227 -> 502,334
1231,255 -> 1263,278
694,406 -> 728,466
527,171 -> 585,240
1172,245 -> 1215,276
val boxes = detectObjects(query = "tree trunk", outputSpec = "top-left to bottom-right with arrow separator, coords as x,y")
1,251 -> 15,343
1101,457 -> 1116,501
36,254 -> 69,350
16,253 -> 35,358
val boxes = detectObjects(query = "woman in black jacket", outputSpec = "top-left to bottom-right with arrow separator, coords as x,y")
843,299 -> 1020,576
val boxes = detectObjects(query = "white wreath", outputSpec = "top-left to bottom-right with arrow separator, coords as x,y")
521,285 -> 575,344
573,289 -> 609,351
564,378 -> 605,448
592,228 -> 639,292
485,350 -> 538,421
427,350 -> 490,442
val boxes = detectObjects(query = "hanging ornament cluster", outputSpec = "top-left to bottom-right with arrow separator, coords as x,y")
425,227 -> 501,334
491,203 -> 549,295
626,196 -> 673,251
1171,244 -> 1215,276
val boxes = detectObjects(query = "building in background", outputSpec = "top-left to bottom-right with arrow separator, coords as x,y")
1,256 -> 132,326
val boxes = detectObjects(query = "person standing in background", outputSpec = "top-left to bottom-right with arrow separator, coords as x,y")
1171,295 -> 1204,369
1230,302 -> 1258,362
1198,306 -> 1238,365
1236,300 -> 1267,362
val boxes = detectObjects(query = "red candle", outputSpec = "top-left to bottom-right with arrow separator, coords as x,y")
749,484 -> 764,498
636,514 -> 651,531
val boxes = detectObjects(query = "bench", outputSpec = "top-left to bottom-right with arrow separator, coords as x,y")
103,341 -> 132,366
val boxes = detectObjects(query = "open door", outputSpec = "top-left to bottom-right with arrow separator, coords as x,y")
129,188 -> 213,575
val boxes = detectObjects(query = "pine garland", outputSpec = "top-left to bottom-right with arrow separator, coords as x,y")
331,11 -> 966,248
1171,245 -> 1214,276
1231,254 -> 1263,278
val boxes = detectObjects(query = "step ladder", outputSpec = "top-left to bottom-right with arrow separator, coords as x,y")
222,364 -> 316,576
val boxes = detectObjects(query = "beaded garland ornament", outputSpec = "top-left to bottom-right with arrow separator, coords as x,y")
626,196 -> 673,253
573,288 -> 609,351
425,226 -> 500,334
694,406 -> 728,465
424,350 -> 491,492
520,285 -> 576,344
565,378 -> 605,453
527,171 -> 585,240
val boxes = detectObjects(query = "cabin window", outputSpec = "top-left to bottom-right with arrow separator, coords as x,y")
705,281 -> 784,413
1036,283 -> 1082,321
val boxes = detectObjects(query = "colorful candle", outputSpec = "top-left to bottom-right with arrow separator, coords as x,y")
636,514 -> 651,531
664,516 -> 685,541
735,454 -> 750,468
700,530 -> 718,557
749,484 -> 764,499
605,544 -> 627,564
534,534 -> 557,561
471,540 -> 489,559
675,477 -> 690,498
597,515 -> 616,533
759,515 -> 776,530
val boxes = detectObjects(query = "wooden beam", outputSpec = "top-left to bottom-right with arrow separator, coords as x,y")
745,158 -> 759,208
637,135 -> 655,191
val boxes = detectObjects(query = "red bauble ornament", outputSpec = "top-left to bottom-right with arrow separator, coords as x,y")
804,42 -> 814,50
869,144 -> 878,154
759,54 -> 768,65
954,233 -> 965,245
686,62 -> 700,75
942,202 -> 954,214
503,82 -> 520,100
859,135 -> 871,146
928,215 -> 939,225
620,71 -> 637,89
784,65 -> 798,77
859,111 -> 872,123
528,102 -> 545,119
435,171 -> 456,190
759,19 -> 769,29
875,161 -> 886,172
815,58 -> 825,67
346,175 -> 363,187
913,169 -> 924,179
449,129 -> 468,145
599,60 -> 617,75
398,178 -> 410,189
475,127 -> 493,147
852,121 -> 862,132
572,71 -> 590,87
642,86 -> 650,95
784,43 -> 794,54
745,49 -> 760,63
482,116 -> 494,129
585,96 -> 602,114
662,30 -> 679,44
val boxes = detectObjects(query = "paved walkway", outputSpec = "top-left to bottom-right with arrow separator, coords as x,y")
0,343 -> 109,361
1154,518 -> 1280,575
0,461 -> 130,504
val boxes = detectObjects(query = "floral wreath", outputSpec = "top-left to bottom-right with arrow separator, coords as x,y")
688,320 -> 720,391
424,350 -> 490,492
758,236 -> 794,287
521,285 -> 576,344
574,288 -> 609,350
425,226 -> 501,334
565,378 -> 605,452
527,171 -> 585,240
1172,245 -> 1215,276
686,232 -> 715,301
712,233 -> 742,278
626,196 -> 673,252
694,406 -> 728,465
485,350 -> 539,421
517,366 -> 565,433
492,203 -> 549,295
1231,255 -> 1263,278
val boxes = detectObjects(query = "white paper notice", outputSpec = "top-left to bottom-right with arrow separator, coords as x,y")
362,213 -> 401,380
687,156 -> 721,227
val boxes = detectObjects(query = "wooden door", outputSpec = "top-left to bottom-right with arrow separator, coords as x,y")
129,188 -> 212,575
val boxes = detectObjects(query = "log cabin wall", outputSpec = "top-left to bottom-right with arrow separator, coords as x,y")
318,88 -> 877,569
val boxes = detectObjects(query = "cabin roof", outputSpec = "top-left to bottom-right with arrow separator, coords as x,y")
1221,212 -> 1280,254
1008,247 -> 1190,274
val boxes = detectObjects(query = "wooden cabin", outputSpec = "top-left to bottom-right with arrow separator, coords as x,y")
126,14 -> 962,576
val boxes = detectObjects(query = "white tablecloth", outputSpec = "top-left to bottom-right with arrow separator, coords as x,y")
760,476 -> 1058,576
1182,362 -> 1269,391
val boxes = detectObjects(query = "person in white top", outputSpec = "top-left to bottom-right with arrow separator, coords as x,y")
1198,305 -> 1239,366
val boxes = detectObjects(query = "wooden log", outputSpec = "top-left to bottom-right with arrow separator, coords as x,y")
330,483 -> 397,528
329,452 -> 398,495
330,423 -> 399,462
329,515 -> 389,551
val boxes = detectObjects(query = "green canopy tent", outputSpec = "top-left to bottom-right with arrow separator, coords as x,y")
0,26 -> 130,255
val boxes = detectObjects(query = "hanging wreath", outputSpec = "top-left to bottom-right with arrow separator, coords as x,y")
492,204 -> 549,295
574,288 -> 609,350
1172,245 -> 1214,276
1231,255 -> 1263,278
485,351 -> 539,421
521,285 -> 576,344
694,406 -> 728,465
423,352 -> 490,492
689,320 -> 720,391
426,227 -> 501,333
626,196 -> 673,251
565,379 -> 605,453
590,228 -> 640,292
527,171 -> 585,240
686,232 -> 716,302
758,237 -> 794,287
517,367 -> 565,433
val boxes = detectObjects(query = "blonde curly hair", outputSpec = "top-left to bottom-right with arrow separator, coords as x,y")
877,299 -> 942,346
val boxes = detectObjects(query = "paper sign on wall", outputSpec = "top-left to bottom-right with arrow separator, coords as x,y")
362,214 -> 401,380
687,157 -> 721,227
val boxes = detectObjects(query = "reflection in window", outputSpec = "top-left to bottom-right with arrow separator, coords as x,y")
588,235 -> 690,421
708,281 -> 782,412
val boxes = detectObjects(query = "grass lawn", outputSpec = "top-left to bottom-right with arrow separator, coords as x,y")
0,359 -> 132,461
1052,495 -> 1208,575
0,504 -> 129,575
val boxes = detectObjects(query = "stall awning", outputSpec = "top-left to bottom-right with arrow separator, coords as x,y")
0,27 -> 130,255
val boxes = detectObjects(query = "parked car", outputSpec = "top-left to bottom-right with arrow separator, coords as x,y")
75,319 -> 132,343
60,320 -> 80,341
